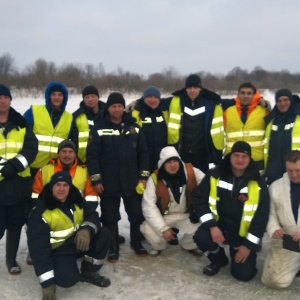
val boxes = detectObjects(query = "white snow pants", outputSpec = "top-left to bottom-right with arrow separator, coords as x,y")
140,213 -> 199,251
261,239 -> 300,289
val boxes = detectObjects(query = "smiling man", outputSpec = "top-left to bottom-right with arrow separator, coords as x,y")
192,141 -> 269,281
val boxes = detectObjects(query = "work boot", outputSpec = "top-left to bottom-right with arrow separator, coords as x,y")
80,272 -> 111,287
26,253 -> 33,265
6,228 -> 22,275
203,247 -> 229,276
130,225 -> 148,256
106,225 -> 119,263
118,235 -> 125,244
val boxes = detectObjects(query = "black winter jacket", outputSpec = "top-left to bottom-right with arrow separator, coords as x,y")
86,112 -> 150,196
27,183 -> 101,287
193,155 -> 270,251
0,107 -> 38,205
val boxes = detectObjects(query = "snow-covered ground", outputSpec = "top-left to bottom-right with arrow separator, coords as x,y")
2,91 -> 300,300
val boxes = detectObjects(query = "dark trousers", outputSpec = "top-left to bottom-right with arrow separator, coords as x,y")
0,202 -> 27,239
53,227 -> 110,288
100,192 -> 144,227
193,226 -> 257,281
181,151 -> 208,173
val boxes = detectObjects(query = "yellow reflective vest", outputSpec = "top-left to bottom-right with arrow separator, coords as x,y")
31,105 -> 73,168
167,96 -> 224,151
209,177 -> 260,237
75,113 -> 90,162
0,127 -> 31,181
42,204 -> 83,249
224,105 -> 266,161
264,116 -> 300,168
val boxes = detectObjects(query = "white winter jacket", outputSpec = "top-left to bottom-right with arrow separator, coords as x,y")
142,146 -> 205,234
267,172 -> 300,237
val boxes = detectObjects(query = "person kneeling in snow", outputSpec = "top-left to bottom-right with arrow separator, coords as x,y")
140,146 -> 205,256
27,171 -> 110,300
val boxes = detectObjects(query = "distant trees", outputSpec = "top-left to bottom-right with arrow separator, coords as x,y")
0,52 -> 299,95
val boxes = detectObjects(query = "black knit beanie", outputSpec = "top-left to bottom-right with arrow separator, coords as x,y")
0,84 -> 12,100
49,171 -> 72,190
231,141 -> 251,157
185,74 -> 202,88
275,89 -> 293,103
57,140 -> 77,153
106,92 -> 126,108
82,85 -> 99,98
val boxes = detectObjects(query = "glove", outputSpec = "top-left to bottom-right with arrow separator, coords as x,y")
125,100 -> 137,112
0,161 -> 17,179
135,182 -> 145,195
74,228 -> 91,252
42,284 -> 56,300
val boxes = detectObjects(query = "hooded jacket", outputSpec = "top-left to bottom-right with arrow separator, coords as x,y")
193,154 -> 269,251
24,82 -> 74,168
142,146 -> 204,234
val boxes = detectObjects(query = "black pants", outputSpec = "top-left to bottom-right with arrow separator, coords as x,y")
53,227 -> 110,288
99,192 -> 144,227
181,150 -> 208,173
193,226 -> 257,281
0,202 -> 27,239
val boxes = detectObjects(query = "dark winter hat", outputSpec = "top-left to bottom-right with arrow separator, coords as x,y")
275,88 -> 293,103
143,86 -> 161,99
82,85 -> 99,99
49,85 -> 65,94
57,140 -> 77,153
49,171 -> 72,190
0,84 -> 12,100
106,92 -> 126,108
185,74 -> 202,88
231,141 -> 251,157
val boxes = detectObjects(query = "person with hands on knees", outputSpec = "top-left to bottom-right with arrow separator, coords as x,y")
140,146 -> 205,256
193,141 -> 270,281
0,84 -> 38,275
27,171 -> 111,300
262,150 -> 300,289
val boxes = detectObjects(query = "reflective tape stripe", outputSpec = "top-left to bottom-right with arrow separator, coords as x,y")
38,145 -> 58,153
243,216 -> 253,222
217,180 -> 233,191
212,116 -> 223,124
293,137 -> 300,143
87,120 -> 94,126
200,213 -> 214,224
15,154 -> 29,168
31,192 -> 39,198
246,232 -> 260,245
81,221 -> 98,233
211,126 -> 224,135
285,123 -> 294,130
156,116 -> 164,122
85,195 -> 99,202
169,113 -> 181,120
240,187 -> 249,193
227,140 -> 264,148
227,130 -> 265,138
79,132 -> 89,138
142,117 -> 152,124
38,270 -> 54,283
168,122 -> 180,129
35,135 -> 65,143
271,125 -> 278,131
208,197 -> 217,205
78,141 -> 88,148
97,129 -> 120,136
184,106 -> 205,116
0,142 -> 23,148
50,227 -> 75,238
244,204 -> 258,211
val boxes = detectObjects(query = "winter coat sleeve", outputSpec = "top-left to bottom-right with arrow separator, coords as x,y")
27,206 -> 55,288
142,176 -> 169,234
79,200 -> 101,235
86,127 -> 102,186
23,107 -> 34,127
242,178 -> 270,251
193,171 -> 218,229
10,123 -> 38,172
136,127 -> 150,180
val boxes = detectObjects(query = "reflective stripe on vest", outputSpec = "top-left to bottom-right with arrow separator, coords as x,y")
167,96 -> 224,150
31,105 -> 73,168
42,204 -> 84,249
208,177 -> 260,239
264,116 -> 300,168
0,127 -> 30,181
75,113 -> 90,162
224,105 -> 266,160
132,109 -> 169,127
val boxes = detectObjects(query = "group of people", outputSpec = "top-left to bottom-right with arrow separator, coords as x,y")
0,75 -> 299,299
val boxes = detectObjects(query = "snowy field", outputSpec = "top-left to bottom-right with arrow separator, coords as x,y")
1,91 -> 300,300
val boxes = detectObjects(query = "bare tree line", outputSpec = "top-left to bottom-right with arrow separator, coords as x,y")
1,52 -> 300,96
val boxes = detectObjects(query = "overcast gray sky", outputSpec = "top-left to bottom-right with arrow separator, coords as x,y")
1,0 -> 299,76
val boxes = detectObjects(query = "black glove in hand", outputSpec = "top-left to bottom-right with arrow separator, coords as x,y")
1,161 -> 17,179
42,284 -> 56,300
74,228 -> 91,252
189,212 -> 199,224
